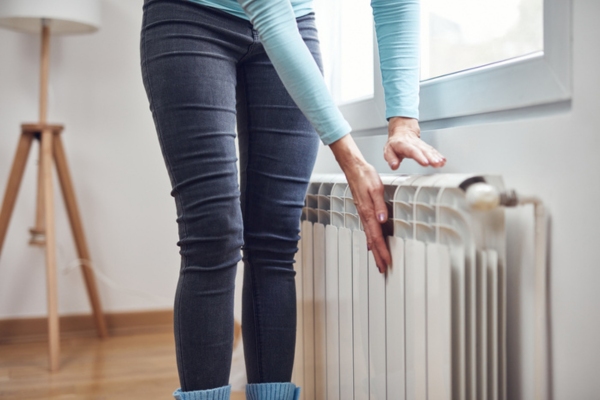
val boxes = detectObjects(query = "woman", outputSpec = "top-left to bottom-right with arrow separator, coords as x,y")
140,0 -> 445,398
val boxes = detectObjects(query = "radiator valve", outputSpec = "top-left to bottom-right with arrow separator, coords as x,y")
465,182 -> 521,210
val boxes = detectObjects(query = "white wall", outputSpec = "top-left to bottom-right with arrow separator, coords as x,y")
312,1 -> 599,399
0,0 -> 179,316
0,0 -> 599,399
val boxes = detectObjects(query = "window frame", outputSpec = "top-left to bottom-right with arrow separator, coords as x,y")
336,0 -> 571,132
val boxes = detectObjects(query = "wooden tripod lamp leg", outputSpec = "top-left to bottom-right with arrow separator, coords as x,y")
40,128 -> 60,372
30,142 -> 47,246
53,133 -> 108,338
0,132 -> 34,256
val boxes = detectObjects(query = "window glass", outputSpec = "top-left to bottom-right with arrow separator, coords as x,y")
421,0 -> 543,80
314,0 -> 374,105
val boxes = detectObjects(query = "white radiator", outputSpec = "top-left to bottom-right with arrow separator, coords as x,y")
293,174 -> 508,400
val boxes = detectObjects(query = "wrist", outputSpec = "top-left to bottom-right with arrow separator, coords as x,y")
329,134 -> 367,172
388,117 -> 420,138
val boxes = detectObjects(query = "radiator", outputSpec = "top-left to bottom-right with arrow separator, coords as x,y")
293,173 -> 508,400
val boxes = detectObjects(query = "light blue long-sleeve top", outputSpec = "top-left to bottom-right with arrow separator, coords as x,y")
188,0 -> 420,145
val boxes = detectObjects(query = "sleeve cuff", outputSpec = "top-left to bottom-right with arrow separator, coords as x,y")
319,121 -> 352,146
385,108 -> 419,121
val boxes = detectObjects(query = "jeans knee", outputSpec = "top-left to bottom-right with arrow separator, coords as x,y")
243,238 -> 298,272
175,192 -> 244,270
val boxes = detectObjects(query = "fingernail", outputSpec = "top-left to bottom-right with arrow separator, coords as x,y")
367,244 -> 371,251
378,213 -> 385,222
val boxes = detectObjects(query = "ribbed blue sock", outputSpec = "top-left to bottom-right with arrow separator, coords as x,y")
173,384 -> 231,400
245,383 -> 301,400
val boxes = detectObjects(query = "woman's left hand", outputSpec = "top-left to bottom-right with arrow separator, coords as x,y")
384,117 -> 446,169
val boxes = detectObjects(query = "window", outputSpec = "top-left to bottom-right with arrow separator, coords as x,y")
314,0 -> 571,132
421,0 -> 543,80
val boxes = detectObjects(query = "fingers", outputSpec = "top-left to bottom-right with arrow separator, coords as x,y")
361,183 -> 390,272
373,236 -> 391,273
422,145 -> 446,167
387,138 -> 446,168
365,220 -> 391,273
384,143 -> 402,170
370,180 -> 388,223
388,139 -> 429,167
354,176 -> 390,273
407,145 -> 430,166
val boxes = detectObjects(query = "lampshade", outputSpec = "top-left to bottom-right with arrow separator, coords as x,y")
0,0 -> 101,35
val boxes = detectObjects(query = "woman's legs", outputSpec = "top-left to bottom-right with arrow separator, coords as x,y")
236,14 -> 321,384
141,0 -> 253,392
141,0 -> 322,395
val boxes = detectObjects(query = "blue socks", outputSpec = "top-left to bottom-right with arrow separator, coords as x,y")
173,385 -> 231,400
246,383 -> 301,400
173,382 -> 301,400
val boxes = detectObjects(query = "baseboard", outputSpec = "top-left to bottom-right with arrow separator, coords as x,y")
0,309 -> 174,344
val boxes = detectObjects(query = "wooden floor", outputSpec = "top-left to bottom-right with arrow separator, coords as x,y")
0,332 -> 245,399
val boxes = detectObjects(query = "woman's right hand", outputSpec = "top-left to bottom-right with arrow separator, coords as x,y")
329,134 -> 391,274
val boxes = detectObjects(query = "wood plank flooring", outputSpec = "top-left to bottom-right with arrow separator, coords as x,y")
0,332 -> 245,399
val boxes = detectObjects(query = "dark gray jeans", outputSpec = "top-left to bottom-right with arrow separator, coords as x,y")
140,0 -> 321,392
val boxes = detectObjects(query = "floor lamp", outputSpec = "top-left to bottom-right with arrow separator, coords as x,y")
0,0 -> 108,372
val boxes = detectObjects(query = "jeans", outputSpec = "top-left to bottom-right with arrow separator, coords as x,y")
140,0 -> 321,392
